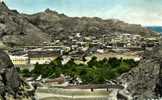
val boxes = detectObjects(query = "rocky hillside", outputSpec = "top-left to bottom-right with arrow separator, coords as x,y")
0,50 -> 35,99
0,2 -> 158,46
117,46 -> 162,99
25,9 -> 158,41
0,2 -> 50,46
0,50 -> 20,99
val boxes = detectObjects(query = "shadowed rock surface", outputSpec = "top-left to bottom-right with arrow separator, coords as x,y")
0,2 -> 50,46
0,50 -> 35,100
117,46 -> 162,99
0,50 -> 20,97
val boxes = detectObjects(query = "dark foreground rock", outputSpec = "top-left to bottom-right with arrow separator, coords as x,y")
117,46 -> 162,100
0,50 -> 34,100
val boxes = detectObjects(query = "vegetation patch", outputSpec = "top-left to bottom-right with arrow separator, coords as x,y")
19,56 -> 139,84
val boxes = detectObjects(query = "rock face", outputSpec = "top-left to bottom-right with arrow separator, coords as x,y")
0,2 -> 50,46
155,62 -> 162,97
117,47 -> 162,99
0,50 -> 34,99
0,50 -> 21,97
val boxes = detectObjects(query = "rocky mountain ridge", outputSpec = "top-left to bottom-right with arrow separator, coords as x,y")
0,2 -> 159,47
25,8 -> 158,40
0,2 -> 50,46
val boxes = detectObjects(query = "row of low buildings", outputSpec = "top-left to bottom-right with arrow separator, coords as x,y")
9,50 -> 60,65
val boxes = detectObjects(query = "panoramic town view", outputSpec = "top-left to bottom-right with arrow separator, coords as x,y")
0,0 -> 162,100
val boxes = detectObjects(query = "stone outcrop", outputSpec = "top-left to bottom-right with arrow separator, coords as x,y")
0,50 -> 34,100
0,50 -> 21,98
0,2 -> 50,46
117,46 -> 162,99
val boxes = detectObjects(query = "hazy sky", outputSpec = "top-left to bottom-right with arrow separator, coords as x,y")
5,0 -> 162,26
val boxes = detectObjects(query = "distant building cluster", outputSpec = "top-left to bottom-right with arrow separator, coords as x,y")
7,32 -> 160,66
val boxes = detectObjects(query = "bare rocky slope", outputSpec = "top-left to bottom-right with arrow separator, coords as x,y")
0,50 -> 20,99
25,8 -> 158,41
0,2 -> 50,46
0,50 -> 35,99
117,46 -> 162,99
0,2 -> 158,46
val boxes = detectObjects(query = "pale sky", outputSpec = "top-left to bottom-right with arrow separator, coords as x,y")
4,0 -> 162,26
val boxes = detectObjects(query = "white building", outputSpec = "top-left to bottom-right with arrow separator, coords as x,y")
28,51 -> 59,65
9,55 -> 29,65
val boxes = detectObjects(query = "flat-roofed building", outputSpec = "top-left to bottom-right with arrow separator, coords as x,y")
28,51 -> 60,64
10,55 -> 29,65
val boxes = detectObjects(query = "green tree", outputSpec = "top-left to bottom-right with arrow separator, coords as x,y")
51,56 -> 63,67
117,61 -> 129,74
87,56 -> 97,67
21,69 -> 31,77
108,57 -> 121,68
27,56 -> 139,84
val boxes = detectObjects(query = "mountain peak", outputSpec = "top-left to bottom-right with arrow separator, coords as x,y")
0,1 -> 9,11
45,8 -> 52,12
44,8 -> 59,14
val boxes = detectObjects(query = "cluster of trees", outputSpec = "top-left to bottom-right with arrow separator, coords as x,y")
20,56 -> 139,84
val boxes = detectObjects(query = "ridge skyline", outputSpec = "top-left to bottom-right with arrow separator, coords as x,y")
3,0 -> 162,26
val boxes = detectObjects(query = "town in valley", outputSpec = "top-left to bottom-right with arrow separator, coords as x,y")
0,0 -> 162,100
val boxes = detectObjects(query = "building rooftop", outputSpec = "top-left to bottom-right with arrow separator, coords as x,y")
28,51 -> 60,58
